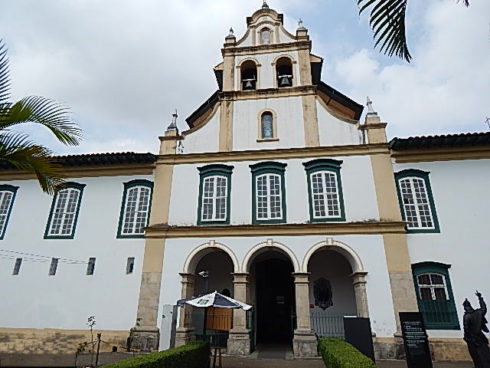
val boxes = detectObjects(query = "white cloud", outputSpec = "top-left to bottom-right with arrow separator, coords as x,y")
332,0 -> 490,138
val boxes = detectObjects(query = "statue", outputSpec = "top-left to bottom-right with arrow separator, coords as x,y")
463,291 -> 490,367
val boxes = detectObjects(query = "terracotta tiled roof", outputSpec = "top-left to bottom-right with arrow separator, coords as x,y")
389,132 -> 490,150
0,152 -> 156,170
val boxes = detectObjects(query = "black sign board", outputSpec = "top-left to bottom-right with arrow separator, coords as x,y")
399,312 -> 433,368
343,317 -> 375,361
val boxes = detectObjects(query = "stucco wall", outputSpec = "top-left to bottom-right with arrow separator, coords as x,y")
0,175 -> 151,331
232,97 -> 305,150
316,100 -> 363,146
167,155 -> 380,226
394,158 -> 490,338
182,106 -> 220,154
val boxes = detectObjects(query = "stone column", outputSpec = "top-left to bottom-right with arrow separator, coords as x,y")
227,273 -> 251,355
292,272 -> 317,358
351,272 -> 369,318
175,273 -> 196,347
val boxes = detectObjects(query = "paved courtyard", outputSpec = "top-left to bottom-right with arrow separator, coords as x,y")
221,356 -> 473,368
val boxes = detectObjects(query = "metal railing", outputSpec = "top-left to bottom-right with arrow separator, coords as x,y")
310,311 -> 345,338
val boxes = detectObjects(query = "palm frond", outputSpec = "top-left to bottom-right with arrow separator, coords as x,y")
0,40 -> 11,105
358,0 -> 411,62
0,96 -> 81,145
358,0 -> 470,62
0,132 -> 66,194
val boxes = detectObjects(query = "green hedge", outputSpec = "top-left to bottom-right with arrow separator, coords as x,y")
102,341 -> 210,368
318,338 -> 376,368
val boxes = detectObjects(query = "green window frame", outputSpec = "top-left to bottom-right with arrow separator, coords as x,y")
44,182 -> 85,239
303,159 -> 345,222
250,161 -> 287,224
395,169 -> 440,233
412,262 -> 460,330
0,184 -> 19,240
117,180 -> 154,238
197,165 -> 233,225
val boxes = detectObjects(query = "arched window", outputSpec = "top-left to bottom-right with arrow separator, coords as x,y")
276,57 -> 293,87
117,180 -> 153,238
260,28 -> 271,45
412,262 -> 459,329
261,112 -> 274,139
45,182 -> 85,239
240,60 -> 257,90
0,184 -> 18,239
395,169 -> 439,233
250,162 -> 287,223
303,159 -> 345,222
197,165 -> 233,225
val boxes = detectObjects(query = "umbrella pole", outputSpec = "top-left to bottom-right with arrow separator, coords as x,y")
203,307 -> 207,343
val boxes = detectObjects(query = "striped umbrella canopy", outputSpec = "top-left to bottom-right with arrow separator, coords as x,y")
182,291 -> 252,310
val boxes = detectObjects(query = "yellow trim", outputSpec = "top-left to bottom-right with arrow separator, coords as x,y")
218,99 -> 234,152
302,94 -> 320,147
222,41 -> 311,57
0,164 -> 154,181
145,221 -> 406,238
156,143 -> 389,165
391,146 -> 490,162
221,85 -> 316,101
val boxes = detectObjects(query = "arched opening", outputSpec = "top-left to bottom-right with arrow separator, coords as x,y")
260,111 -> 274,139
240,60 -> 257,90
275,57 -> 293,87
307,249 -> 357,338
183,249 -> 235,348
249,250 -> 295,345
260,28 -> 271,45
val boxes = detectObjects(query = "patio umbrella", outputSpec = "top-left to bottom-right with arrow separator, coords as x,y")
180,291 -> 252,310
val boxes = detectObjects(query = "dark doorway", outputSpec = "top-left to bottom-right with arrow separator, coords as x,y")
255,257 -> 295,343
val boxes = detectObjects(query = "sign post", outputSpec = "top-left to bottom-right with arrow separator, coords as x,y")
399,312 -> 433,368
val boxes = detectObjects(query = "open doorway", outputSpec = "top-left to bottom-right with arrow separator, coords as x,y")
252,252 -> 295,344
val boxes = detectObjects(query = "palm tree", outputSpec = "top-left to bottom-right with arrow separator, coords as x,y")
358,0 -> 470,62
0,40 -> 81,194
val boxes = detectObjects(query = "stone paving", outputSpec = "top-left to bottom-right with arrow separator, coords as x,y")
221,356 -> 473,368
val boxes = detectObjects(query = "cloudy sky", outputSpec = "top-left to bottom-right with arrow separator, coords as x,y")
1,0 -> 489,155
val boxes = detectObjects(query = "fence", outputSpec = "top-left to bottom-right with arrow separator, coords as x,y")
310,311 -> 345,338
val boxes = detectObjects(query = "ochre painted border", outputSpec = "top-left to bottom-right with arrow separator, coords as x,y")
144,221 -> 406,238
157,143 -> 389,165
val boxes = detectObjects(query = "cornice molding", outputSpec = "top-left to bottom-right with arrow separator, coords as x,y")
145,221 -> 406,238
157,143 -> 389,165
0,164 -> 155,180
219,85 -> 316,101
222,41 -> 311,57
391,146 -> 490,163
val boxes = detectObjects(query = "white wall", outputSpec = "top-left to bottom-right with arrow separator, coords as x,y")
317,100 -> 363,146
232,96 -> 305,150
158,234 -> 396,337
0,175 -> 151,330
167,155 -> 380,226
394,158 -> 490,337
182,106 -> 220,154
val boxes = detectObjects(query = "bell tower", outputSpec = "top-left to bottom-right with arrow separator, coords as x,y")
209,1 -> 323,151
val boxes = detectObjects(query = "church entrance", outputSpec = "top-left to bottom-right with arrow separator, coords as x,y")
251,252 -> 295,344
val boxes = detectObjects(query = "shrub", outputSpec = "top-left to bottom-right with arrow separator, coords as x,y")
102,341 -> 210,368
318,338 -> 376,368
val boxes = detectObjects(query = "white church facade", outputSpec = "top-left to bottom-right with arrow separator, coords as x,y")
0,4 -> 489,362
